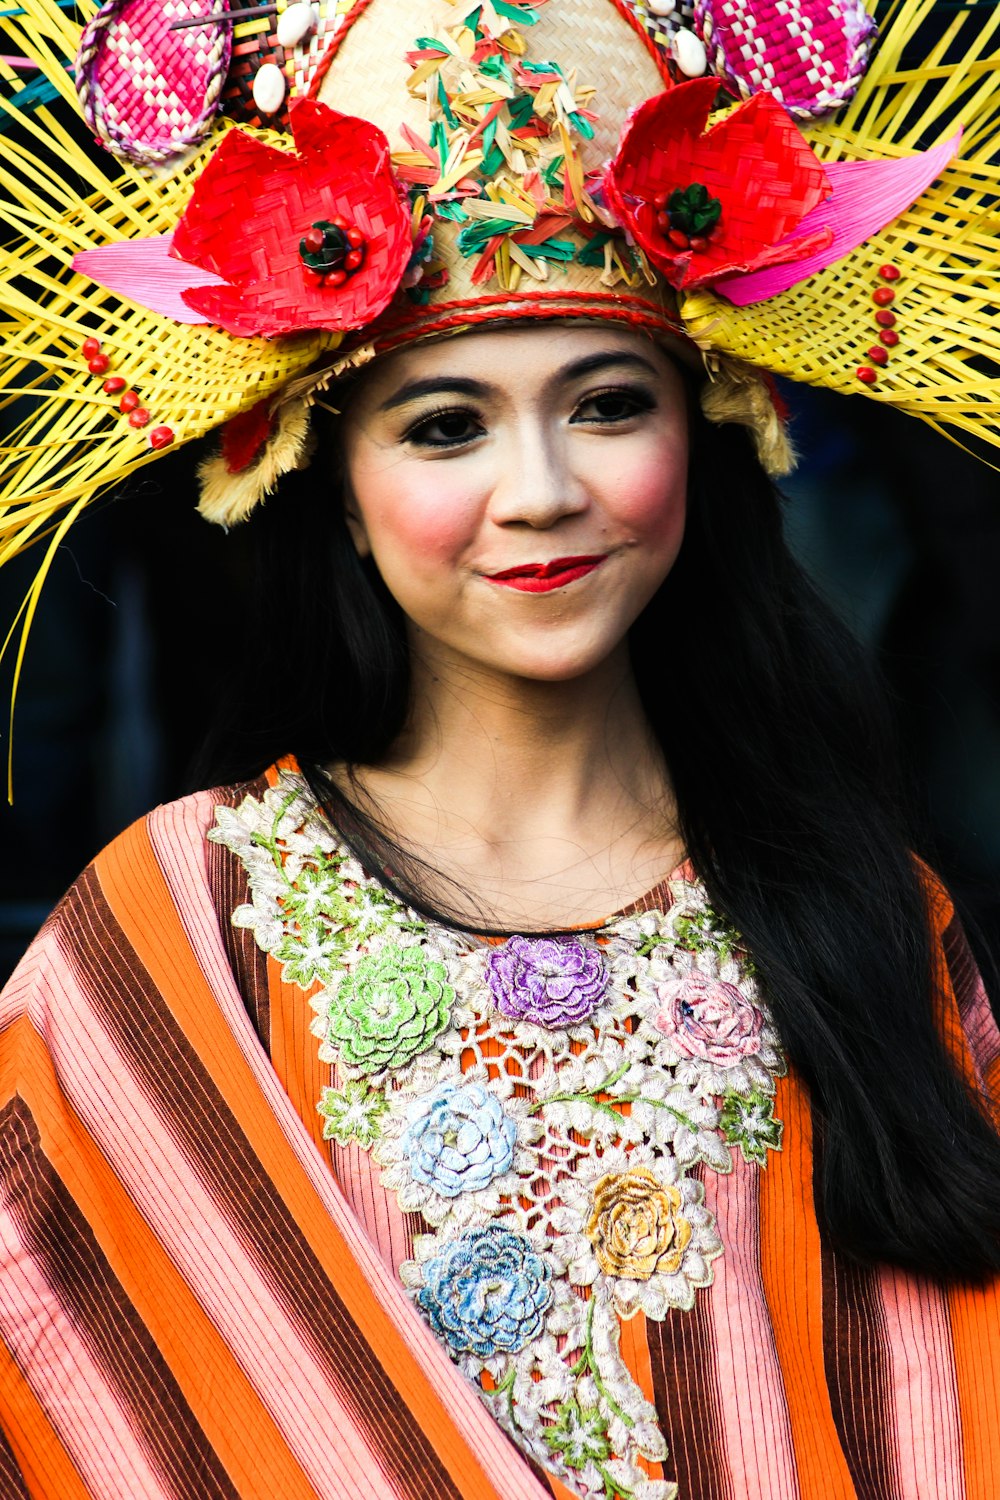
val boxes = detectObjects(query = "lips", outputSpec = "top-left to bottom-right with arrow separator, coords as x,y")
487,555 -> 607,593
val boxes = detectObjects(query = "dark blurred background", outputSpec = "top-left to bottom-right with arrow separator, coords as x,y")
1,384 -> 999,985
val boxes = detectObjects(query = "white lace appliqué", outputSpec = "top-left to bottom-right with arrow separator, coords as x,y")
211,774 -> 785,1500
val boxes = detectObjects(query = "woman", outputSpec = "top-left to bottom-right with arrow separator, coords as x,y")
3,0 -> 1000,1495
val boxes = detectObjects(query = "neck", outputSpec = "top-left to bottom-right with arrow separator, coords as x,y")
343,640 -> 683,928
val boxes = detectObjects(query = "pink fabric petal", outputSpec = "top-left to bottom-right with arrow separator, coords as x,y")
72,233 -> 225,324
713,132 -> 961,305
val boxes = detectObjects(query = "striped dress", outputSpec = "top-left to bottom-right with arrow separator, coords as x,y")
1,768 -> 999,1499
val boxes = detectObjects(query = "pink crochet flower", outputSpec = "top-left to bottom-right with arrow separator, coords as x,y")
652,971 -> 763,1065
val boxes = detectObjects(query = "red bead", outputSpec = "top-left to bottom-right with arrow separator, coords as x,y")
867,346 -> 889,366
879,329 -> 900,347
653,192 -> 667,210
119,390 -> 139,413
328,269 -> 347,287
667,228 -> 689,249
689,236 -> 707,252
102,376 -> 126,394
346,226 -> 364,248
331,215 -> 347,230
303,268 -> 324,286
344,249 -> 363,271
87,353 -> 110,374
128,407 -> 150,428
879,264 -> 900,281
872,286 -> 895,307
149,425 -> 174,450
655,209 -> 670,233
856,366 -> 878,385
875,309 -> 896,328
81,336 -> 101,357
302,226 -> 325,253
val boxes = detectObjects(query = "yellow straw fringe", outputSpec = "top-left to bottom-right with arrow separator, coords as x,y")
682,0 -> 1000,452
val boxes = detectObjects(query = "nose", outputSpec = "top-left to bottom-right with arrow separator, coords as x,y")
486,415 -> 589,529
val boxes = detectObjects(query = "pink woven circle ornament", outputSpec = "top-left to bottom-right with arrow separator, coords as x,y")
694,0 -> 877,120
75,0 -> 232,164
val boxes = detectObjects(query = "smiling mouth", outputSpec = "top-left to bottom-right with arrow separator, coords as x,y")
487,555 -> 607,593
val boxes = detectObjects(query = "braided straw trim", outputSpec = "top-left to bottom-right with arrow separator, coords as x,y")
681,0 -> 1000,455
75,0 -> 231,164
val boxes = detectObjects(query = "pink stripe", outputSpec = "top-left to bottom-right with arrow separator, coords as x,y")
877,1266 -> 965,1499
149,793 -> 553,1500
0,1189 -> 173,1500
702,1162 -> 801,1499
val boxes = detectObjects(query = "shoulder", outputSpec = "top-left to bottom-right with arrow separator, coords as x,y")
1,777 -> 269,1020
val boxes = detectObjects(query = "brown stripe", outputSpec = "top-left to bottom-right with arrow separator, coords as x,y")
206,780 -> 271,1049
818,1118 -> 902,1498
0,1427 -> 30,1499
0,1097 -> 240,1500
646,1171 -> 729,1500
64,866 -> 463,1500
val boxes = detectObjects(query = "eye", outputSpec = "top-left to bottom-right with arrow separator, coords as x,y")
405,407 -> 484,448
572,387 -> 655,424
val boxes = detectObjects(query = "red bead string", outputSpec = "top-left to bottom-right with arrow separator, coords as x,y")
80,339 -> 175,449
856,264 -> 901,387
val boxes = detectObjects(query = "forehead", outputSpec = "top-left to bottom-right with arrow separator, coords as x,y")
355,323 -> 685,407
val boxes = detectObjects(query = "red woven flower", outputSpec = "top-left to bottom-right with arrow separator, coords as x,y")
603,79 -> 833,291
171,99 -> 412,336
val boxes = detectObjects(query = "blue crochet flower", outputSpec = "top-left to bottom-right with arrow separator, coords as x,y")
417,1226 -> 553,1357
401,1080 -> 516,1198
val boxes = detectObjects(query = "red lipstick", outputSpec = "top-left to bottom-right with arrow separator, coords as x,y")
487,555 -> 606,593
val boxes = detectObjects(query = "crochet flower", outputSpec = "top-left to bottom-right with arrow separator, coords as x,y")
318,1079 -> 388,1148
720,1089 -> 783,1167
586,1167 -> 692,1281
485,936 -> 609,1027
168,100 -> 412,335
417,1226 -> 553,1356
323,943 -> 453,1074
542,1401 -> 611,1471
651,971 -> 764,1066
602,77 -> 832,290
400,1080 -> 516,1198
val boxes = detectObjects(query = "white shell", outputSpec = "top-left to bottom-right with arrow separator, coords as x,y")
276,2 -> 317,50
647,0 -> 676,15
673,28 -> 708,76
252,61 -> 287,115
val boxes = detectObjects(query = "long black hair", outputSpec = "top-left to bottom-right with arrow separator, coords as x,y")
197,381 -> 1000,1281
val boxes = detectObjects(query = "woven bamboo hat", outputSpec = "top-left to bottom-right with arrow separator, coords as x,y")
2,0 -> 999,737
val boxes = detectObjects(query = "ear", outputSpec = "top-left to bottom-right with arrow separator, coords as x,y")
342,489 -> 372,558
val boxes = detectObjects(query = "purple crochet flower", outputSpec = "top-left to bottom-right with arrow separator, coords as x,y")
485,936 -> 609,1027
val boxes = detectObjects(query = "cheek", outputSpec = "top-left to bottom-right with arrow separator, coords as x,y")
352,455 -> 481,572
602,437 -> 688,551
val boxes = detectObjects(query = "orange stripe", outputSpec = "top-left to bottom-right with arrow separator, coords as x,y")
948,1276 -> 1000,1500
758,1071 -> 856,1497
268,956 -> 329,1155
5,1016 -> 321,1500
96,817 -> 504,1500
0,1335 -> 93,1500
618,1313 -> 665,1483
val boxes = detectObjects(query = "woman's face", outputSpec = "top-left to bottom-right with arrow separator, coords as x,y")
342,324 -> 689,684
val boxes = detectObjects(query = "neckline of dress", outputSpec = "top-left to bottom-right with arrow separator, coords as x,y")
263,757 -> 694,940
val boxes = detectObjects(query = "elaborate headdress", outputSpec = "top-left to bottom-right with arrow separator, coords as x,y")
2,0 -> 999,734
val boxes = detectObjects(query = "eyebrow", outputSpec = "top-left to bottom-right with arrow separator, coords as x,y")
378,350 -> 661,412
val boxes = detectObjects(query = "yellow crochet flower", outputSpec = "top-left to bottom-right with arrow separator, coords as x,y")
586,1167 -> 692,1281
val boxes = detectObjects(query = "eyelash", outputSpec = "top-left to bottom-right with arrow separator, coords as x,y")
403,385 -> 657,450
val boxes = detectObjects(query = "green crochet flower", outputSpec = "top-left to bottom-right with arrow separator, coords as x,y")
318,1079 -> 388,1148
721,1088 -> 783,1166
543,1401 -> 611,1471
324,943 -> 454,1074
